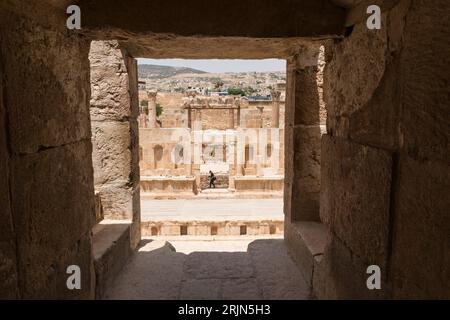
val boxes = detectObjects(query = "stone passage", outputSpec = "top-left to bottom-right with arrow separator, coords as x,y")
103,237 -> 310,299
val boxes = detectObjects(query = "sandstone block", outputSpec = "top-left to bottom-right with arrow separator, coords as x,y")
0,82 -> 14,242
313,235 -> 387,299
11,139 -> 95,298
1,15 -> 91,154
291,125 -> 322,221
285,221 -> 327,286
349,58 -> 400,151
0,240 -> 19,299
294,66 -> 326,125
390,155 -> 450,299
324,19 -> 387,133
320,135 -> 392,267
399,4 -> 450,164
293,126 -> 322,192
89,41 -> 138,121
93,222 -> 132,298
95,184 -> 134,220
11,140 -> 95,260
18,232 -> 94,299
91,121 -> 132,186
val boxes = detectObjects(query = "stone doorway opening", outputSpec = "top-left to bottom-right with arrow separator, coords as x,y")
137,58 -> 286,238
88,39 -> 326,299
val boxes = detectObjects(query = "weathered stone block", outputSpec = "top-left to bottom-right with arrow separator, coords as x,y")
349,58 -> 401,151
294,66 -> 326,126
0,240 -> 19,299
0,76 -> 14,242
130,186 -> 141,249
89,41 -> 138,121
130,118 -> 141,189
94,191 -> 105,225
399,0 -> 450,164
54,232 -> 95,300
324,18 -> 387,135
11,140 -> 95,258
96,184 -> 134,220
93,222 -> 132,299
293,126 -> 321,192
291,125 -> 322,221
313,235 -> 387,299
390,155 -> 450,299
10,140 -> 95,298
320,135 -> 392,267
1,13 -> 91,154
91,121 -> 132,187
18,232 -> 94,299
285,221 -> 327,286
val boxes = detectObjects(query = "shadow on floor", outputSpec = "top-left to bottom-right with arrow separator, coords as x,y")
103,238 -> 311,300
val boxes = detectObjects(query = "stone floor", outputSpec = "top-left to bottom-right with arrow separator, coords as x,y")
103,235 -> 311,300
140,198 -> 283,221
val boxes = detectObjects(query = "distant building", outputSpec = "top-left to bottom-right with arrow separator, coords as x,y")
248,95 -> 271,101
211,91 -> 229,97
138,81 -> 146,90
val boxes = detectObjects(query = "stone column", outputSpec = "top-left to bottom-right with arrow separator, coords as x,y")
257,106 -> 264,128
194,108 -> 202,130
139,113 -> 148,128
198,109 -> 202,129
147,90 -> 157,128
186,107 -> 192,129
235,140 -> 243,176
236,106 -> 241,128
229,109 -> 234,128
186,146 -> 192,177
271,90 -> 281,128
256,155 -> 263,177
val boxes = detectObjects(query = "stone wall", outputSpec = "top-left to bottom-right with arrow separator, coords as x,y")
0,3 -> 95,299
314,0 -> 450,299
285,44 -> 327,223
139,128 -> 190,176
89,41 -> 141,249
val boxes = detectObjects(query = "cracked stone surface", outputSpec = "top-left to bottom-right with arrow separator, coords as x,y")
103,236 -> 311,300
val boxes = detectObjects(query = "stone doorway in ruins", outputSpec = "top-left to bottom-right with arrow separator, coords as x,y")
88,39 -> 320,298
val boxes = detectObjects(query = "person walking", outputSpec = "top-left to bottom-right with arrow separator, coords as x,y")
209,170 -> 216,188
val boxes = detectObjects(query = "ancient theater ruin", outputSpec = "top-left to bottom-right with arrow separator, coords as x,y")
0,0 -> 449,300
138,89 -> 286,198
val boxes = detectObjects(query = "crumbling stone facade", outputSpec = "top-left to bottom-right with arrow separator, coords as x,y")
138,93 -> 286,197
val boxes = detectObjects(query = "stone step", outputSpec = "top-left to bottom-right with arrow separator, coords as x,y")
92,220 -> 133,299
200,188 -> 230,193
285,221 -> 327,290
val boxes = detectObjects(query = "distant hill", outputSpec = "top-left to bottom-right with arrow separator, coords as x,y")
138,64 -> 207,79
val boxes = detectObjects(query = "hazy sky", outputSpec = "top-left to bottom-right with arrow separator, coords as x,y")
137,58 -> 286,73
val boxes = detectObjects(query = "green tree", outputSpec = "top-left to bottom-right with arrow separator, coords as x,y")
214,80 -> 224,90
227,87 -> 246,96
156,103 -> 163,117
244,86 -> 256,96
